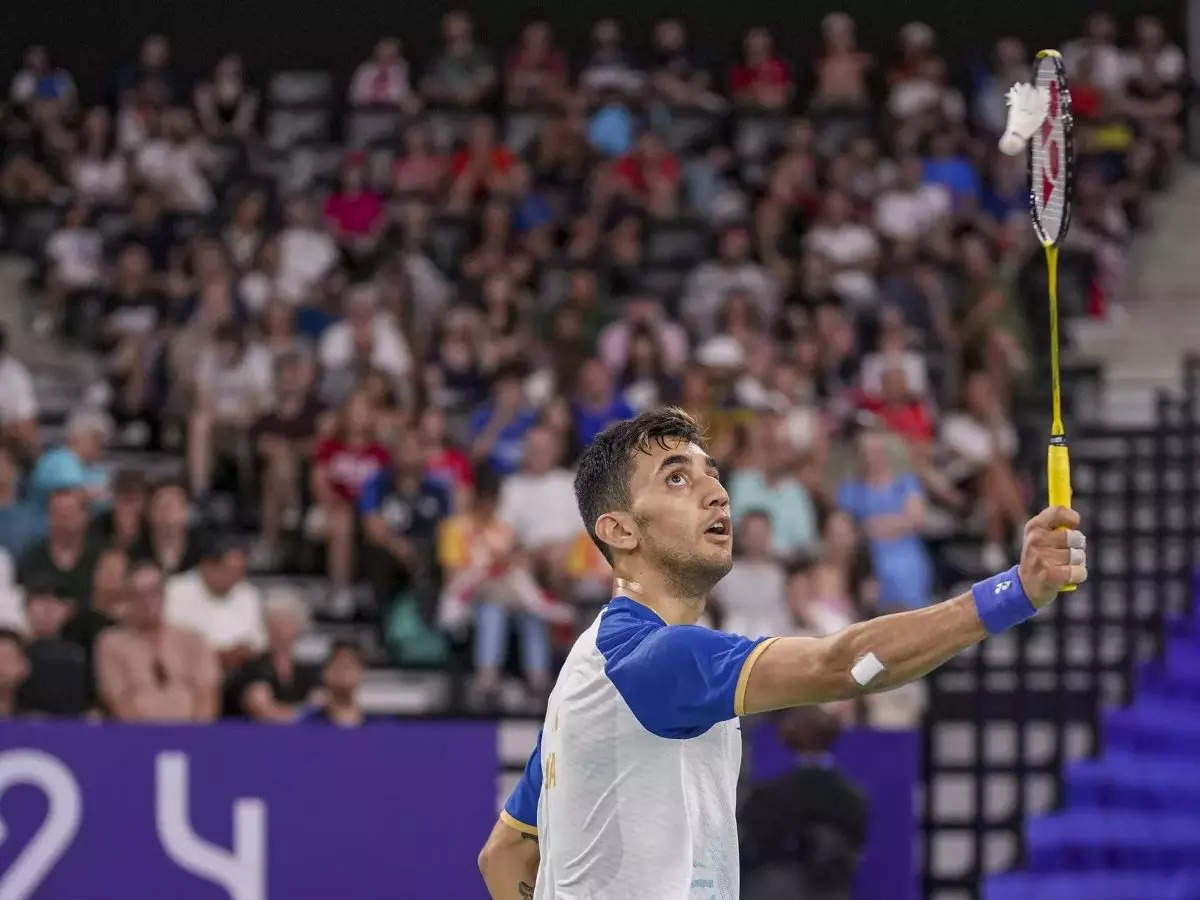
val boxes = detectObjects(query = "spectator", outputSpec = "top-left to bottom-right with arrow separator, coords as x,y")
649,19 -> 721,111
681,224 -> 779,340
798,510 -> 872,631
299,639 -> 368,726
973,38 -> 1030,137
311,392 -> 390,614
62,545 -> 128,671
836,429 -> 932,611
1062,12 -> 1124,96
87,468 -> 147,550
188,322 -> 272,501
728,414 -> 818,560
0,441 -> 42,559
505,21 -> 567,107
812,13 -> 872,112
251,352 -> 322,569
572,357 -> 634,447
95,559 -> 219,722
17,488 -> 99,609
804,191 -> 880,310
224,587 -> 320,720
613,130 -> 681,214
116,34 -> 178,106
859,365 -> 935,448
349,37 -> 419,112
392,123 -> 446,195
580,19 -> 643,99
10,45 -> 75,110
223,189 -> 268,275
447,116 -> 521,210
437,465 -> 551,708
620,324 -> 682,412
164,538 -> 265,671
17,580 -> 89,715
1123,16 -> 1186,164
360,430 -> 452,615
875,154 -> 951,242
740,706 -> 869,900
922,131 -> 980,213
0,325 -> 38,451
194,53 -> 259,138
70,106 -> 127,204
469,365 -> 539,476
45,202 -> 104,324
419,406 -> 474,503
324,152 -> 386,262
421,10 -> 496,108
0,629 -> 29,719
318,284 -> 413,385
277,193 -> 340,305
730,27 -> 792,109
134,107 -> 216,213
131,479 -> 205,577
710,510 -> 790,637
498,424 -> 581,563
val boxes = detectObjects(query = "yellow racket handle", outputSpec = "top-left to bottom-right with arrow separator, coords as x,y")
1047,440 -> 1075,593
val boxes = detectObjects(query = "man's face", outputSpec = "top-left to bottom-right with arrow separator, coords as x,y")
0,638 -> 28,691
737,514 -> 773,559
26,593 -> 71,640
324,649 -> 364,696
114,484 -> 146,524
624,439 -> 733,589
201,551 -> 245,597
265,606 -> 300,650
48,491 -> 87,540
150,486 -> 189,528
578,359 -> 611,400
719,228 -> 750,263
92,550 -> 128,602
522,427 -> 560,475
127,567 -> 165,629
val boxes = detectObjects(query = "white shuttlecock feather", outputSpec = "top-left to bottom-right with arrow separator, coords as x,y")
998,82 -> 1049,155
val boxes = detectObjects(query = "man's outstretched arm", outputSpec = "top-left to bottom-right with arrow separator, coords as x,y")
479,819 -> 539,899
741,506 -> 1087,715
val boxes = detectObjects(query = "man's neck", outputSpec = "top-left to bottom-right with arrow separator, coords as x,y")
326,696 -> 363,725
49,532 -> 83,558
612,573 -> 707,626
0,689 -> 15,717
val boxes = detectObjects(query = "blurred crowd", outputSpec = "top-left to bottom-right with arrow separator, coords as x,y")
0,11 -> 1184,719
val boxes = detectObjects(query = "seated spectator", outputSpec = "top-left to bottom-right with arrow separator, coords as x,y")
811,13 -> 872,112
739,706 -> 869,900
10,44 -> 76,111
251,352 -> 322,569
649,19 -> 721,111
0,441 -> 42,559
469,366 -> 539,476
95,559 -> 219,722
418,406 -> 474,504
437,466 -> 551,709
17,579 -> 89,715
131,479 -> 204,577
1062,12 -> 1123,97
972,38 -> 1030,137
612,131 -> 681,215
940,371 -> 1026,570
29,408 -> 112,508
391,123 -> 446,195
349,37 -> 419,112
17,488 -> 100,609
311,392 -> 390,615
0,325 -> 39,453
836,429 -> 932,611
572,357 -> 634,447
62,545 -> 128,672
587,92 -> 635,159
728,414 -> 818,561
194,53 -> 259,138
165,538 -> 265,671
134,107 -> 215,213
277,193 -> 339,306
580,19 -> 643,99
875,154 -> 951,242
298,639 -> 368,726
730,27 -> 792,109
498,425 -> 582,580
804,191 -> 880,310
859,366 -> 935,448
710,511 -> 790,637
45,202 -> 104,325
0,629 -> 29,719
223,189 -> 268,275
420,10 -> 496,108
922,131 -> 980,213
360,430 -> 452,615
116,33 -> 178,106
620,324 -> 683,412
224,586 -> 320,720
323,152 -> 386,262
447,116 -> 521,210
87,468 -> 147,550
318,284 -> 413,385
681,224 -> 779,341
1123,16 -> 1186,164
505,21 -> 567,107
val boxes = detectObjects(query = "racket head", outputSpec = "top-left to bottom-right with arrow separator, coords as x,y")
1028,50 -> 1074,248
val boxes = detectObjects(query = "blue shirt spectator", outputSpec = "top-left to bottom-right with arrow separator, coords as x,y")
27,409 -> 113,509
588,102 -> 635,157
469,369 -> 539,476
728,469 -> 817,559
0,442 -> 43,558
572,358 -> 634,447
923,134 -> 981,211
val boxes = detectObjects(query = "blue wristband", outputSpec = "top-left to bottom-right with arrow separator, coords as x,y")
972,565 -> 1036,635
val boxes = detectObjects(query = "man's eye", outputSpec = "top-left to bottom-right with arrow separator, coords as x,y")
667,472 -> 687,485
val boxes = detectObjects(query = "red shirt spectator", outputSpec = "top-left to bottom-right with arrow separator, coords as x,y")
314,437 -> 389,502
450,144 -> 516,179
614,143 -> 679,197
324,153 -> 384,238
730,28 -> 792,108
505,21 -> 568,105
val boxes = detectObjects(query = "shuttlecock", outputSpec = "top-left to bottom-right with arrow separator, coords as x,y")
999,82 -> 1048,155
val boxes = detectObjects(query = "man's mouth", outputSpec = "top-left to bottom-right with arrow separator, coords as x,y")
704,516 -> 732,539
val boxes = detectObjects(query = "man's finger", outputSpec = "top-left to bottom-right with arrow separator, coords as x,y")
1028,506 -> 1081,533
1039,528 -> 1087,550
1068,563 -> 1088,585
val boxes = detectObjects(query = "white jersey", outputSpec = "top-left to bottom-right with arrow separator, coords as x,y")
501,595 -> 776,899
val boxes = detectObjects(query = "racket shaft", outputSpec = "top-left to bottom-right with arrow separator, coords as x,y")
1047,442 -> 1076,592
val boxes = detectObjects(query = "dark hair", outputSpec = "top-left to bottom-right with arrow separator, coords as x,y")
473,463 -> 503,503
198,533 -> 246,563
149,477 -> 189,499
113,468 -> 148,495
573,407 -> 703,563
0,628 -> 26,654
127,557 -> 163,580
325,638 -> 365,666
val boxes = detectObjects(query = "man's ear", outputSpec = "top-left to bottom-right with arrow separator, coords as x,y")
594,511 -> 638,556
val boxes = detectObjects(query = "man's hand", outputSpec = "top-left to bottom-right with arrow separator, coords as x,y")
1018,506 -> 1088,608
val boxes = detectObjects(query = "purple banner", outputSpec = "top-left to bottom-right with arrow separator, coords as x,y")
0,720 -> 497,899
748,725 -> 920,900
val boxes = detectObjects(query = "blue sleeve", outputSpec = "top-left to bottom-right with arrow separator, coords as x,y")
836,481 -> 861,519
468,407 -> 490,440
897,472 -> 922,500
356,473 -> 387,515
501,729 -> 542,834
602,624 -> 774,739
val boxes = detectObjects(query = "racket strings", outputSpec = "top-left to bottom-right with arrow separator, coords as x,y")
1030,61 -> 1070,245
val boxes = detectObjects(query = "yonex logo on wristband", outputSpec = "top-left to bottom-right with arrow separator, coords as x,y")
973,566 -> 1035,635
995,581 -> 1012,593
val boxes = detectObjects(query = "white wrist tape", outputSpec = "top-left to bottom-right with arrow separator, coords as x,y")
850,652 -> 885,687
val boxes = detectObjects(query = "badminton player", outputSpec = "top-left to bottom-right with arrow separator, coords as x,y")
478,408 -> 1086,899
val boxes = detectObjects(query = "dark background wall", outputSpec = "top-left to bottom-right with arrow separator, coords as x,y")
1,0 -> 1185,105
